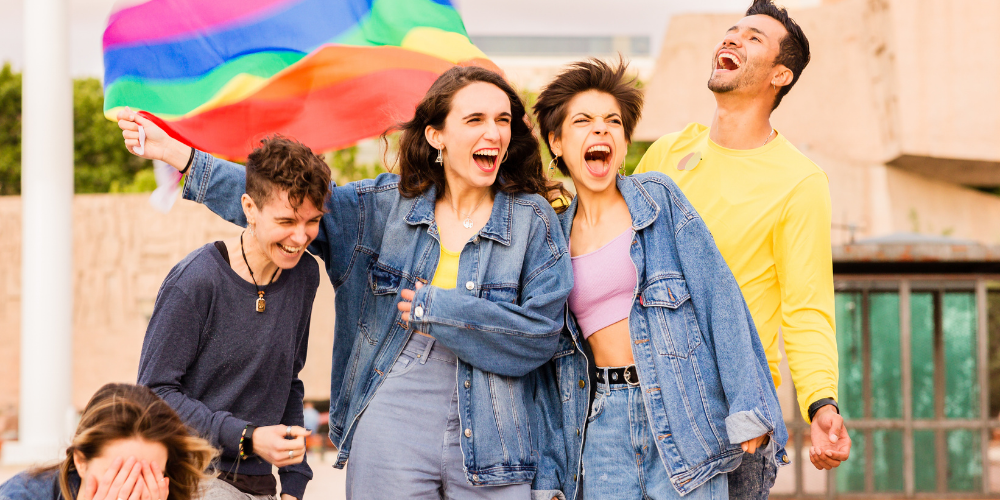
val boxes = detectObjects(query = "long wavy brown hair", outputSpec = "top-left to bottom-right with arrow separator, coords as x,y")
387,65 -> 561,202
36,384 -> 216,500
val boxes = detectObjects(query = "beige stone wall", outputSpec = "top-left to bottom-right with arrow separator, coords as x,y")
0,195 -> 336,423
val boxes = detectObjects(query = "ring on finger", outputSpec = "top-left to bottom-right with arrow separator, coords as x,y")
286,426 -> 292,439
288,450 -> 294,459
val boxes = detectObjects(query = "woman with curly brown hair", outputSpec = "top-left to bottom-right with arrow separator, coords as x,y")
0,383 -> 215,500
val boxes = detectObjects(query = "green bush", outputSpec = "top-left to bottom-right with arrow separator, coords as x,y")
0,62 -> 153,195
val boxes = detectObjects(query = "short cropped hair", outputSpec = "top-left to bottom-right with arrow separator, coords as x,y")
245,136 -> 332,212
533,58 -> 643,176
746,0 -> 810,109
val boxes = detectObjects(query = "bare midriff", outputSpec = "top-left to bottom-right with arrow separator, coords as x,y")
586,318 -> 634,367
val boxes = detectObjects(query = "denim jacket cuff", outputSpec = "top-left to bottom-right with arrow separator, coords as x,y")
531,490 -> 566,500
181,149 -> 214,203
409,284 -> 435,330
725,409 -> 772,444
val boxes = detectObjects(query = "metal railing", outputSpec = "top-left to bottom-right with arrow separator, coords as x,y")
773,276 -> 999,499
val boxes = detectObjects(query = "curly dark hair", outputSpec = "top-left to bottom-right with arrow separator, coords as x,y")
387,65 -> 553,201
245,136 -> 332,212
745,0 -> 811,109
533,58 -> 643,177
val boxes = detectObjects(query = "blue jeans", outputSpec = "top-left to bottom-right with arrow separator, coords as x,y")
346,333 -> 530,500
581,377 -> 728,500
727,437 -> 777,500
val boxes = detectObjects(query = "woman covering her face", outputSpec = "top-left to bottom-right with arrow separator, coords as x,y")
0,384 -> 215,500
528,59 -> 788,500
117,66 -> 573,499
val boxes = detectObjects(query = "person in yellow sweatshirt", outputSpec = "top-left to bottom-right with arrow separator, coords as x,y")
635,1 -> 851,497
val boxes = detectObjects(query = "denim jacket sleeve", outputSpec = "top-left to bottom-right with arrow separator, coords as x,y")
181,150 -> 363,286
407,206 -> 573,378
665,185 -> 780,444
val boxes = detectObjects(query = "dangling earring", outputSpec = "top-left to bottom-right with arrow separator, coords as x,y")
501,150 -> 509,164
772,83 -> 777,93
248,222 -> 256,237
548,156 -> 559,176
619,160 -> 626,177
435,148 -> 443,164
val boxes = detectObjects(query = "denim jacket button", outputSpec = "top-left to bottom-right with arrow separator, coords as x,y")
576,428 -> 580,436
414,306 -> 424,319
464,380 -> 471,388
578,379 -> 585,388
472,473 -> 480,482
465,281 -> 475,290
464,428 -> 472,438
782,454 -> 790,463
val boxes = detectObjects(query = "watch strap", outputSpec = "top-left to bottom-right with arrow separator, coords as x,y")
808,398 -> 839,422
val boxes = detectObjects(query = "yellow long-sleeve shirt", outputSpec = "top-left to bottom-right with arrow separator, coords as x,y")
635,123 -> 838,421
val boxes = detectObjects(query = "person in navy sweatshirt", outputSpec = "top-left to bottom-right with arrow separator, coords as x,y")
137,136 -> 331,500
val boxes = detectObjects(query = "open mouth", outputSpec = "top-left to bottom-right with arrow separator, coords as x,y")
584,144 -> 612,177
473,148 -> 500,172
715,51 -> 741,72
277,242 -> 303,255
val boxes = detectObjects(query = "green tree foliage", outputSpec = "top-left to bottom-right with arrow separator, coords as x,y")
73,77 -> 153,193
0,63 -> 153,195
0,64 -> 21,195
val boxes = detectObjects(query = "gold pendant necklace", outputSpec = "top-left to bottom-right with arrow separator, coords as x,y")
241,231 -> 280,313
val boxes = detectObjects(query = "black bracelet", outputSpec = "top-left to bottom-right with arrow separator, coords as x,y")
808,398 -> 839,422
179,147 -> 196,175
243,424 -> 257,458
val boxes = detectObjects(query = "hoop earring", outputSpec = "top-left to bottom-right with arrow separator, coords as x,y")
548,156 -> 559,176
435,148 -> 443,164
501,149 -> 509,164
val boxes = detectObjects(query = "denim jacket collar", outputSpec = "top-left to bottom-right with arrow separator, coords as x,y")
404,185 -> 513,246
559,175 -> 660,235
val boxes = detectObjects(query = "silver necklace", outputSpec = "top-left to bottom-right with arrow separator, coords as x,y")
761,128 -> 775,147
448,190 -> 490,229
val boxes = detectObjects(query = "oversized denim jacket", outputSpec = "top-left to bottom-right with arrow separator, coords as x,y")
182,151 -> 574,486
530,173 -> 789,499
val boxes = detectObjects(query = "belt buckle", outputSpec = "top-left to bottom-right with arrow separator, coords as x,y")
624,365 -> 640,386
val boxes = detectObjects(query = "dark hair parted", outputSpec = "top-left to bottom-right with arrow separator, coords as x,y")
389,65 -> 549,200
533,58 -> 643,176
745,0 -> 810,109
36,383 -> 216,500
245,136 -> 332,212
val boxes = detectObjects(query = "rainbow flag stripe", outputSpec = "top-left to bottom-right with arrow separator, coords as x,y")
103,0 -> 498,158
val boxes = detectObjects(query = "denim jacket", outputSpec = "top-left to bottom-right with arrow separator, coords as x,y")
182,151 -> 573,486
531,173 -> 789,499
0,469 -> 77,500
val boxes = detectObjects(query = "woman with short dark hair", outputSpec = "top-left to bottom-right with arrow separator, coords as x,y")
118,65 -> 573,499
0,383 -> 216,500
530,59 -> 787,500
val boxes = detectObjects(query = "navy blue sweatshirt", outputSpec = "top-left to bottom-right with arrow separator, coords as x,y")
137,244 -> 318,498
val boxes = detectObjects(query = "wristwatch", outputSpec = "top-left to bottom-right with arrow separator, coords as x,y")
808,398 -> 839,422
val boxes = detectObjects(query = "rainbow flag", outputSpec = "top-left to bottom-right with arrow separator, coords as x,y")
103,0 -> 498,158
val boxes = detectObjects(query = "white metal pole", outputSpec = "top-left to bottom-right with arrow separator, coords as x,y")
2,0 -> 75,465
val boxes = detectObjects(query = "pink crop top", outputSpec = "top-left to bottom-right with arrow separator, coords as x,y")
568,228 -> 637,339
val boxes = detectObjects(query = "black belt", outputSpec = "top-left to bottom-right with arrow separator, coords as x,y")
595,365 -> 640,386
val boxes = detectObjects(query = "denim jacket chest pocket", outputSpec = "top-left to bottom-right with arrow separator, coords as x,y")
361,263 -> 405,344
639,277 -> 702,358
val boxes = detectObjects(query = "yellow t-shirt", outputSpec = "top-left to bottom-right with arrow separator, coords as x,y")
635,123 -> 837,421
430,244 -> 461,290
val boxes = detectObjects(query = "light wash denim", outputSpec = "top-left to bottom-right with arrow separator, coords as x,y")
0,469 -> 76,500
200,478 -> 277,500
347,333 -> 530,499
530,173 -> 788,500
726,441 -> 778,500
582,378 -> 728,500
182,151 -> 573,486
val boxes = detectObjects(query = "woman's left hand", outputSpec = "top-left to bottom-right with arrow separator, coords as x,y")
397,282 -> 424,322
741,434 -> 770,454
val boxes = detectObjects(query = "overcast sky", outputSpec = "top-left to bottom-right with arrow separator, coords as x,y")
0,0 -> 819,78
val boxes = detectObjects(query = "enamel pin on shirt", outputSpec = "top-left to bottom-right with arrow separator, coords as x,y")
677,151 -> 702,171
